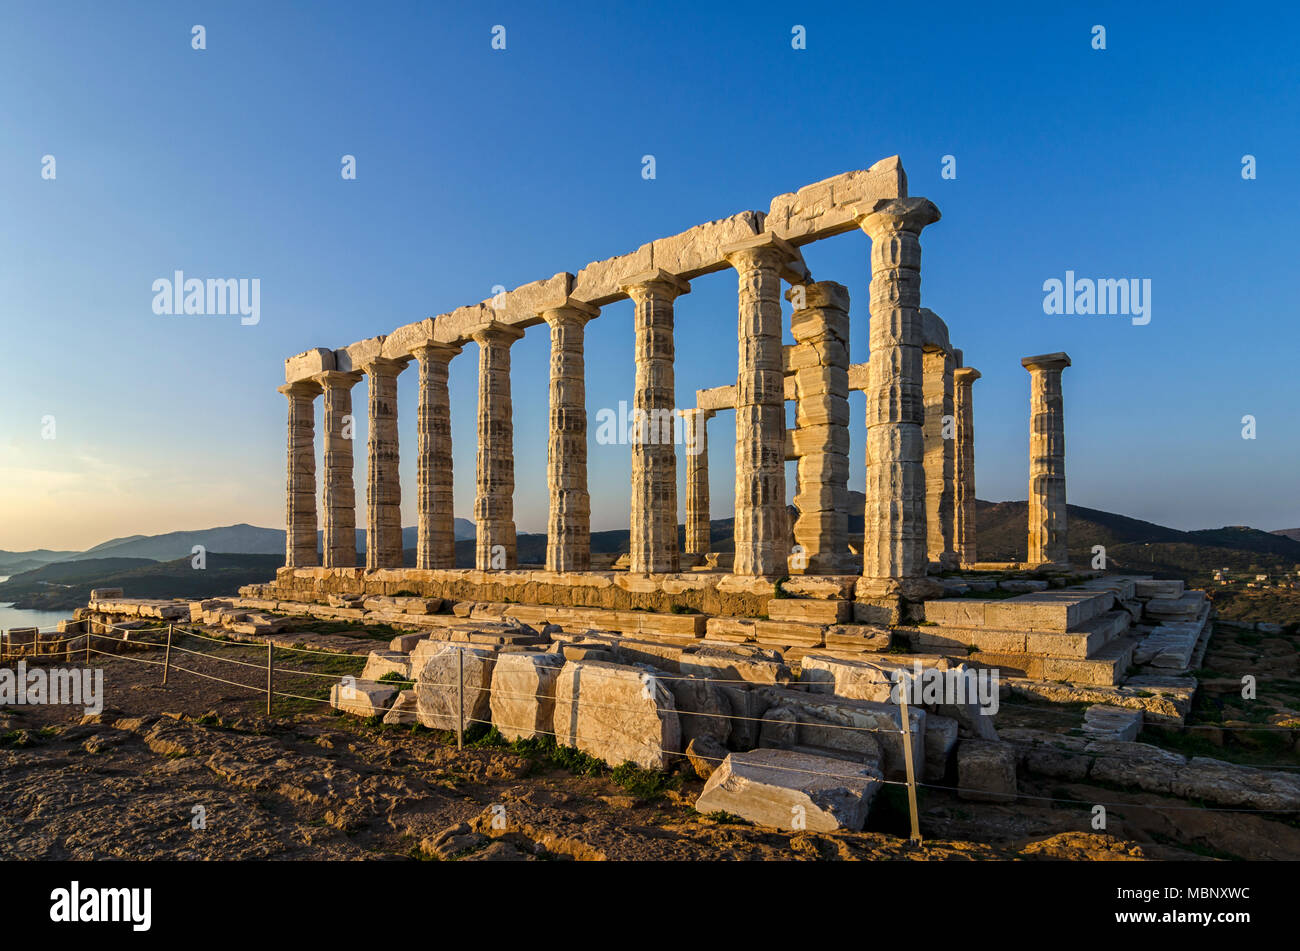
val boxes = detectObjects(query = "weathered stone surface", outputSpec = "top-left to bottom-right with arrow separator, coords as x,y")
685,736 -> 728,780
924,713 -> 960,781
552,660 -> 680,770
1082,704 -> 1142,742
488,651 -> 565,742
956,740 -> 1017,802
668,674 -> 730,745
695,749 -> 883,832
330,679 -> 396,718
414,644 -> 496,731
360,650 -> 412,684
1022,352 -> 1070,567
382,690 -> 419,725
765,598 -> 850,624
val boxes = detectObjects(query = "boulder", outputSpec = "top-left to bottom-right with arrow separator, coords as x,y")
552,660 -> 680,770
695,749 -> 883,832
414,644 -> 497,731
956,740 -> 1017,802
489,651 -> 564,742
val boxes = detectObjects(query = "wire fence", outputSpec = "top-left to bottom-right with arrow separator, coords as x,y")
4,619 -> 1300,833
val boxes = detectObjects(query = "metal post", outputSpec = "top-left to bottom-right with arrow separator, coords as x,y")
456,647 -> 465,750
266,642 -> 274,716
897,674 -> 923,848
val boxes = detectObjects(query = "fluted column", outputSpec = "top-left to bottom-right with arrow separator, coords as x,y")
923,348 -> 957,569
621,270 -> 689,575
315,371 -> 362,568
543,303 -> 598,573
788,281 -> 851,574
858,198 -> 942,598
362,357 -> 406,570
279,381 -> 321,567
723,235 -> 796,577
413,343 -> 461,570
683,408 -> 714,556
953,366 -> 981,567
473,323 -> 525,570
1023,352 -> 1071,567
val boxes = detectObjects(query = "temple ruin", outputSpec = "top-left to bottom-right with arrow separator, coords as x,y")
267,155 -> 1097,640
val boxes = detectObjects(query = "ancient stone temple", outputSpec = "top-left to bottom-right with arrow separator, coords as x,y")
274,156 -> 1062,621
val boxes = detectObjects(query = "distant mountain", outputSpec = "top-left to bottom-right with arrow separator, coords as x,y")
1273,528 -> 1300,543
0,548 -> 81,575
81,524 -> 285,561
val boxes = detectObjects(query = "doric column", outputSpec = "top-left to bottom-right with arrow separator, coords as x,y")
473,322 -> 525,570
362,357 -> 406,570
683,408 -> 714,556
279,380 -> 321,568
542,302 -> 598,573
858,198 -> 942,598
788,281 -> 850,574
953,366 -> 981,567
923,348 -> 957,569
315,370 -> 362,568
621,270 -> 689,575
1023,352 -> 1071,567
413,343 -> 461,570
723,234 -> 797,577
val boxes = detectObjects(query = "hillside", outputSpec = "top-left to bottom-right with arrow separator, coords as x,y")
0,553 -> 284,610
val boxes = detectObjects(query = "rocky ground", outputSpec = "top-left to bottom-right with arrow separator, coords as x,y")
3,641 -> 1297,861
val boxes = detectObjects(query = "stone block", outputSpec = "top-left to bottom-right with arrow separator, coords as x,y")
489,650 -> 565,742
695,749 -> 883,832
552,660 -> 680,770
414,644 -> 497,731
956,740 -> 1017,802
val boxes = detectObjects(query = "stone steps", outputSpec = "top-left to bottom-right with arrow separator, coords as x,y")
923,589 -> 1116,632
910,609 -> 1131,659
962,636 -> 1137,686
474,602 -> 706,641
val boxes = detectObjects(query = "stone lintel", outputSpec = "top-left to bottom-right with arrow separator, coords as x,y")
1022,352 -> 1072,372
766,156 -> 909,246
284,348 -> 335,384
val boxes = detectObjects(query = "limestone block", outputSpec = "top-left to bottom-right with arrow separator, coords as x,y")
414,644 -> 497,731
482,651 -> 563,741
330,679 -> 396,718
956,740 -> 1017,802
360,650 -> 412,684
753,620 -> 825,648
695,749 -> 883,832
382,690 -> 419,726
704,617 -> 756,643
1134,579 -> 1184,600
552,660 -> 680,770
765,157 -> 907,245
765,598 -> 850,624
685,736 -> 729,780
1082,704 -> 1142,742
679,646 -> 793,685
823,624 -> 891,651
89,588 -> 124,600
285,347 -> 335,382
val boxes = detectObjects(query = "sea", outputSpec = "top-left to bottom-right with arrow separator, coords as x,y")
0,576 -> 73,632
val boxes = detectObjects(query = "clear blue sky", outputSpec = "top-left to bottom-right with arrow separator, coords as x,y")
2,1 -> 1297,551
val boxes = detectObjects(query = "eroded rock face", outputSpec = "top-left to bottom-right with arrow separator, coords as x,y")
414,644 -> 496,731
552,660 -> 680,770
695,749 -> 882,832
489,651 -> 564,742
